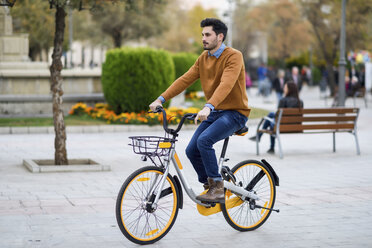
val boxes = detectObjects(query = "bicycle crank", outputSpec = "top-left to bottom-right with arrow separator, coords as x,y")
254,204 -> 280,213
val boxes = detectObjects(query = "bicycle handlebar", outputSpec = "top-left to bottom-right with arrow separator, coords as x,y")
150,106 -> 197,136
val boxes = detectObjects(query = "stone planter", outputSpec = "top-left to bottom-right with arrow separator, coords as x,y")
23,159 -> 110,173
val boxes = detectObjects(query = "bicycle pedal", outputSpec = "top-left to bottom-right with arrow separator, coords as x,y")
200,199 -> 225,205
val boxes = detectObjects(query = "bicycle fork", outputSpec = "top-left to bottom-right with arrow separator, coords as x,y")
144,162 -> 171,211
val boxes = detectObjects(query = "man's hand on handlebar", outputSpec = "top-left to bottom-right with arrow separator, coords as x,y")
195,106 -> 211,125
149,99 -> 163,112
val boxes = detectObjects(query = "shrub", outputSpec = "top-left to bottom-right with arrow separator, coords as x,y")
102,47 -> 175,113
172,52 -> 202,93
311,66 -> 322,85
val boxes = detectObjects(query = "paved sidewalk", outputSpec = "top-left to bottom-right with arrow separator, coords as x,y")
1,86 -> 372,248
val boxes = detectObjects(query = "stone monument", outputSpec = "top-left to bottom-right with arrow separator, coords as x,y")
0,6 -> 102,117
0,6 -> 29,62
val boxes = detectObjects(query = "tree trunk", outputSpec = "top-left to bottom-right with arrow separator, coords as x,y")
112,29 -> 122,48
50,6 -> 68,165
326,63 -> 336,96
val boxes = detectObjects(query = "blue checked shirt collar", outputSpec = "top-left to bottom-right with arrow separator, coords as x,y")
208,43 -> 226,58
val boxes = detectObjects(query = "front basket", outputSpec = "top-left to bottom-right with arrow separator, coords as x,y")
129,136 -> 176,157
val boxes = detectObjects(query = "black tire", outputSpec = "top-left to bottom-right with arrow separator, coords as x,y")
116,166 -> 179,245
221,160 -> 276,231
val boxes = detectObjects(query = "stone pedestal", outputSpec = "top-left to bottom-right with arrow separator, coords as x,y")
0,6 -> 29,62
0,7 -> 104,117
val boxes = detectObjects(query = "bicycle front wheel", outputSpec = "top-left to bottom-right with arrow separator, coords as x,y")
116,166 -> 179,245
221,160 -> 276,231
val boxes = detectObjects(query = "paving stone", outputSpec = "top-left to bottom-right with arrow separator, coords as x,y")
0,86 -> 371,247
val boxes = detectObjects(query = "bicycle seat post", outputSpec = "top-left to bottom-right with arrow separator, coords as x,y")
218,137 -> 230,173
220,137 -> 229,160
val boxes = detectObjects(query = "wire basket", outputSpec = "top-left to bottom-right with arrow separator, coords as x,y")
129,136 -> 176,157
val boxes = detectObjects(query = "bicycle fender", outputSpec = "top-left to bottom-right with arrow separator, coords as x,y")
261,159 -> 280,186
173,175 -> 183,209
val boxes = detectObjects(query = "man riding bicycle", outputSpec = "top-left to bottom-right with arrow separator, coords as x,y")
150,18 -> 250,203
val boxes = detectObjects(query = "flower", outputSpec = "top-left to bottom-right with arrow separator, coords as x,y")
69,103 -> 200,125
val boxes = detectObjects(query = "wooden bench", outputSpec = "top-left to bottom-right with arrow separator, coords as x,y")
255,108 -> 361,158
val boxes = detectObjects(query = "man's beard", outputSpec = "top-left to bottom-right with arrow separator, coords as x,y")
203,38 -> 218,51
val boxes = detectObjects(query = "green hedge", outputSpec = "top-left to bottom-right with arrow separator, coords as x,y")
102,47 -> 175,113
172,52 -> 201,93
311,66 -> 322,85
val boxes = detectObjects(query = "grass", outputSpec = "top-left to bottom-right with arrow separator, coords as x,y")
248,107 -> 270,119
186,98 -> 269,119
1,99 -> 269,127
0,115 -> 107,127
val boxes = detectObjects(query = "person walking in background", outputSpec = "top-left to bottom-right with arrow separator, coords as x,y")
245,71 -> 252,95
286,66 -> 303,92
349,65 -> 359,81
301,66 -> 310,85
346,76 -> 361,97
257,63 -> 270,97
359,65 -> 365,88
249,81 -> 303,154
272,69 -> 285,103
267,66 -> 277,87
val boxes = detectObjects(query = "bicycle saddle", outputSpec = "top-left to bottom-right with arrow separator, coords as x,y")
234,126 -> 248,136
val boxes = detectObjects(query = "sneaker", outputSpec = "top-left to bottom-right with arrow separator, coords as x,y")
267,148 -> 275,154
249,136 -> 257,141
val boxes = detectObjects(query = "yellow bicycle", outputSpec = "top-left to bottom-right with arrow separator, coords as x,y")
116,107 -> 280,245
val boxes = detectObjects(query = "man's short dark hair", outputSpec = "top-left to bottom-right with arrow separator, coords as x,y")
200,18 -> 228,42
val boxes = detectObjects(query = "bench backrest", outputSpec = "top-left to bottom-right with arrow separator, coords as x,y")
274,108 -> 359,133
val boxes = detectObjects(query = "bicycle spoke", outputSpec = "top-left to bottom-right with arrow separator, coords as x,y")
222,161 -> 276,231
116,168 -> 178,244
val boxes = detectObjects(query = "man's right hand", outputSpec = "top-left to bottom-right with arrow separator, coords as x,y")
149,99 -> 163,112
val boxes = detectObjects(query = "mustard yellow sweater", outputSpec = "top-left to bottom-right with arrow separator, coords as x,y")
161,47 -> 250,117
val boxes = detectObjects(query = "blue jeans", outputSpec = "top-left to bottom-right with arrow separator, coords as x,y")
258,112 -> 276,149
185,110 -> 248,184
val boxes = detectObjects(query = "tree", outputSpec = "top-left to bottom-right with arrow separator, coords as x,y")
10,0 -> 136,165
300,0 -> 372,95
234,0 -> 312,66
151,1 -> 218,53
267,0 -> 312,61
72,10 -> 110,47
11,0 -> 55,61
90,0 -> 168,48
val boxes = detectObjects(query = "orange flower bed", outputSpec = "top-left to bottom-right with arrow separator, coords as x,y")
69,103 -> 200,125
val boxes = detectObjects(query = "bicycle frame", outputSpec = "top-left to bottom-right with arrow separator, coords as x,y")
150,140 -> 260,208
147,107 -> 260,208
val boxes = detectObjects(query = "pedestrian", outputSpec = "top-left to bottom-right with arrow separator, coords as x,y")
286,66 -> 303,91
249,82 -> 303,154
301,66 -> 309,85
149,18 -> 249,203
257,63 -> 270,97
346,76 -> 361,97
245,71 -> 252,95
272,69 -> 285,103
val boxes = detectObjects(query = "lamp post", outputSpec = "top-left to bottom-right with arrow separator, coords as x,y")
337,0 -> 347,106
227,0 -> 233,47
68,6 -> 73,68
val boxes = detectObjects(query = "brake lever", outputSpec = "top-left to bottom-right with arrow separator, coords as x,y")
186,114 -> 197,120
148,106 -> 164,114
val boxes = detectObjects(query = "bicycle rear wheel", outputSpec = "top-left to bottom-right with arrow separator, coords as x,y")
116,166 -> 179,245
221,160 -> 276,231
